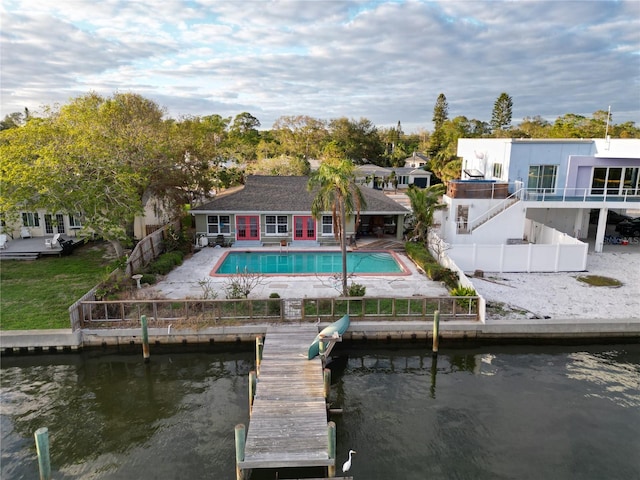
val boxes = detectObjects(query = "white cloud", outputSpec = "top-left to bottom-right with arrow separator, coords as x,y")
1,0 -> 638,131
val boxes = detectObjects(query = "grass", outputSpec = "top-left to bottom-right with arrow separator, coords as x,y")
0,242 -> 116,330
576,275 -> 623,287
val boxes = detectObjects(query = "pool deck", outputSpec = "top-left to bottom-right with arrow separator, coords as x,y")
152,241 -> 442,300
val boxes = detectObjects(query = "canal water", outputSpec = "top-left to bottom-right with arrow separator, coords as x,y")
1,343 -> 639,479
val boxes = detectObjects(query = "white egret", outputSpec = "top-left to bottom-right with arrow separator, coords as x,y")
342,449 -> 356,473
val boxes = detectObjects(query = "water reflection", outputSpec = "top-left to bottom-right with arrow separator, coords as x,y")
2,344 -> 639,480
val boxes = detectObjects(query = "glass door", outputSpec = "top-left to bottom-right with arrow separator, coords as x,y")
236,216 -> 260,241
293,216 -> 316,240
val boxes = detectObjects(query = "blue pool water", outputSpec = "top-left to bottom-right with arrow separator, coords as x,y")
214,251 -> 404,274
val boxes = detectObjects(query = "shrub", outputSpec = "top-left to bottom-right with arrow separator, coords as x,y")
147,251 -> 184,275
405,242 -> 437,268
450,285 -> 478,309
347,282 -> 366,297
268,293 -> 281,315
140,273 -> 156,285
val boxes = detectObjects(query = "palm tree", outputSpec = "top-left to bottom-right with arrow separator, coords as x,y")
308,148 -> 366,296
405,183 -> 446,244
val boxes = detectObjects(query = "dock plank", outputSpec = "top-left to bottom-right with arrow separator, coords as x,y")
239,324 -> 335,470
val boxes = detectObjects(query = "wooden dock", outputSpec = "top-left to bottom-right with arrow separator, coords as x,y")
238,324 -> 334,473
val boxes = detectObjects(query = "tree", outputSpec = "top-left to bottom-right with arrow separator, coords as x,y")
432,93 -> 449,131
271,115 -> 328,159
228,112 -> 261,162
328,117 -> 384,164
490,92 -> 513,133
515,115 -> 551,138
405,183 -> 446,244
248,155 -> 310,176
308,146 -> 366,296
0,92 -> 211,258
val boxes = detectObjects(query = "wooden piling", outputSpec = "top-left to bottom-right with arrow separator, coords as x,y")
432,310 -> 440,357
255,336 -> 263,372
249,370 -> 257,415
327,421 -> 336,477
235,424 -> 246,480
140,315 -> 150,363
34,427 -> 51,480
324,368 -> 331,399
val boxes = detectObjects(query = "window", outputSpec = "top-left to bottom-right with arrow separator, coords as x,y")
456,205 -> 469,234
528,165 -> 557,192
207,215 -> 230,234
69,214 -> 83,228
592,167 -> 638,196
265,215 -> 288,234
492,163 -> 503,179
322,216 -> 333,235
22,212 -> 40,227
623,167 -> 640,196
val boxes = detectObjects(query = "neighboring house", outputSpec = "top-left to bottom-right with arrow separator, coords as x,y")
436,138 -> 640,272
189,175 -> 409,247
355,164 -> 432,191
403,152 -> 429,168
1,210 -> 85,239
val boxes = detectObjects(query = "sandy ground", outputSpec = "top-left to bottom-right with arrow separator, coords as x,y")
470,250 -> 640,321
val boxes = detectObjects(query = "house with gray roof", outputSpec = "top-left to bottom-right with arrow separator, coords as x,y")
190,175 -> 409,247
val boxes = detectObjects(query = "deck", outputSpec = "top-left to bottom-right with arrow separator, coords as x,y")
0,236 -> 86,260
239,324 -> 333,471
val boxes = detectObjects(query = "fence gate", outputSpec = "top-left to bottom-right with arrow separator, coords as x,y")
283,299 -> 302,320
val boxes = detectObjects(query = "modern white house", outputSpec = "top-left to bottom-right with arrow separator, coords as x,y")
435,138 -> 640,272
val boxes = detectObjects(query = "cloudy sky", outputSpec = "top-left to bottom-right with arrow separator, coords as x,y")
2,0 -> 639,132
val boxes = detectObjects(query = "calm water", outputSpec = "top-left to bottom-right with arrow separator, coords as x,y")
1,344 -> 639,479
214,251 -> 404,274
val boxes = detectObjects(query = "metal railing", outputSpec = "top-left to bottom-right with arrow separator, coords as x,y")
77,296 -> 480,328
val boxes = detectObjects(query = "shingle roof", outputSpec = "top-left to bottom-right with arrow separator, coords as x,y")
191,175 -> 409,214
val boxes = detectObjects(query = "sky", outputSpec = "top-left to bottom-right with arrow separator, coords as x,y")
2,0 -> 639,133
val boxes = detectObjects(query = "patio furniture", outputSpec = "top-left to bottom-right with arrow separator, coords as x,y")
20,227 -> 32,239
215,235 -> 228,247
0,234 -> 7,249
45,233 -> 61,249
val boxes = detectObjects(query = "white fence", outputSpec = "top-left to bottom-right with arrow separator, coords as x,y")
442,220 -> 588,273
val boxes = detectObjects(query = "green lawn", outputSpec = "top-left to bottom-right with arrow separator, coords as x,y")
0,242 -> 115,330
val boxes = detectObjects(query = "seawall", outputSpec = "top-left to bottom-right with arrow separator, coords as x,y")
2,318 -> 639,355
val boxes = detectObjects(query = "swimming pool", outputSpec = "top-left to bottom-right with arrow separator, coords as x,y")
213,250 -> 406,275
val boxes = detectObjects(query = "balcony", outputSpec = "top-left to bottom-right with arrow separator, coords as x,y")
446,180 -> 510,199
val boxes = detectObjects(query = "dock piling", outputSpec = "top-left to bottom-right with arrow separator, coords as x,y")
324,368 -> 331,399
255,336 -> 263,372
34,427 -> 51,480
235,424 -> 246,480
328,421 -> 336,477
432,310 -> 440,357
249,370 -> 257,414
140,315 -> 150,363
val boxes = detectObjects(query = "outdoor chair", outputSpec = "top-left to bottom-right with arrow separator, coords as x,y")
20,226 -> 32,239
45,233 -> 61,249
0,234 -> 7,249
215,234 -> 227,247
